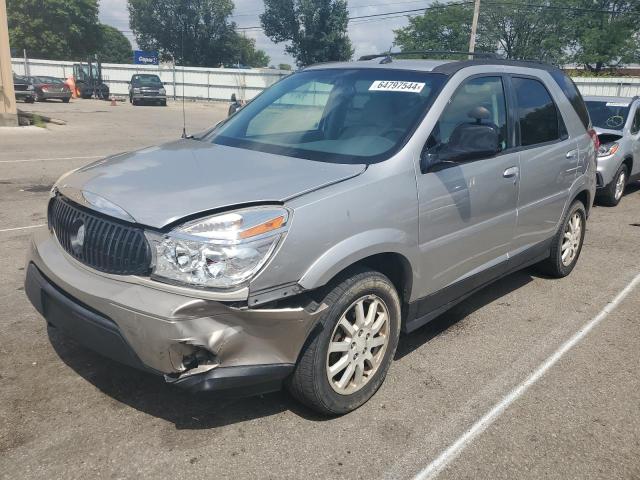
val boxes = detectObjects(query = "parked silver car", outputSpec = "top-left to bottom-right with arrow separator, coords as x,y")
25,56 -> 597,414
584,95 -> 640,206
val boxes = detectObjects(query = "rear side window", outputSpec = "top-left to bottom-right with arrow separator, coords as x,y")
513,77 -> 562,147
549,70 -> 590,130
631,106 -> 640,134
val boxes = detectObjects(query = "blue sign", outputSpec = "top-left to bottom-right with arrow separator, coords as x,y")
134,50 -> 159,65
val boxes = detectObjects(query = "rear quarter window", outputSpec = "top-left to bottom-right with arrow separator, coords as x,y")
549,70 -> 591,130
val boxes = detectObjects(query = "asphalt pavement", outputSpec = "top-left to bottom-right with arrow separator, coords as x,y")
1,98 -> 639,480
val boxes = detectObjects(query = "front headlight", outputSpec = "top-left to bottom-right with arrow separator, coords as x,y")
159,87 -> 166,95
133,88 -> 141,93
598,142 -> 619,157
147,207 -> 289,289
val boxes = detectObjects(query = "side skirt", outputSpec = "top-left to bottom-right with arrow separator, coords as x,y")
403,239 -> 552,333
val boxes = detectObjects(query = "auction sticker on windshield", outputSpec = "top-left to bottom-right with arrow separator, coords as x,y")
606,102 -> 630,107
369,80 -> 425,93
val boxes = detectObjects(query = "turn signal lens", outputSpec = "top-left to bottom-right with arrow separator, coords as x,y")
239,215 -> 285,239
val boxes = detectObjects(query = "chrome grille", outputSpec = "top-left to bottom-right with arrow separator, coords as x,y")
49,195 -> 151,275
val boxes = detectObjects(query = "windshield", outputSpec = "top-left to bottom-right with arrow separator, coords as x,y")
134,75 -> 162,86
585,100 -> 630,130
207,69 -> 447,163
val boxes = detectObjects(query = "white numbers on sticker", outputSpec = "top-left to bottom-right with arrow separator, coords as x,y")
369,80 -> 425,93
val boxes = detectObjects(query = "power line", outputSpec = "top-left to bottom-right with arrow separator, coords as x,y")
237,1 -> 473,30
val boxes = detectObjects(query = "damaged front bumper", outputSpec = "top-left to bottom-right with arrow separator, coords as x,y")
25,227 -> 324,395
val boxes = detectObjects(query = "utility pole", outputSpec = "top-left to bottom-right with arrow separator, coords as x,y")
0,0 -> 17,126
469,0 -> 481,58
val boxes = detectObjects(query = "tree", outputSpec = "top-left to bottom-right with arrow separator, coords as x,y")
96,24 -> 133,64
278,63 -> 292,70
7,0 -> 100,60
394,1 -> 493,55
260,0 -> 353,67
479,0 -> 570,63
235,36 -> 270,67
128,0 -> 267,67
567,0 -> 640,72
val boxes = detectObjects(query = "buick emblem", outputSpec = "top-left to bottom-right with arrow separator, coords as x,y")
70,220 -> 86,255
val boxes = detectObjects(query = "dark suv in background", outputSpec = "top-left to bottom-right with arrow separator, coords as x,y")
128,74 -> 167,106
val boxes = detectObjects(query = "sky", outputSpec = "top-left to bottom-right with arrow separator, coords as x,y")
98,0 -> 426,67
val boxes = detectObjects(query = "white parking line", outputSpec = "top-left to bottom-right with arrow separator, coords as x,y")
0,224 -> 45,233
0,155 -> 102,164
412,271 -> 640,480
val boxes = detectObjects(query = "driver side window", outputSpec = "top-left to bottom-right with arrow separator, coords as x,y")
425,76 -> 507,162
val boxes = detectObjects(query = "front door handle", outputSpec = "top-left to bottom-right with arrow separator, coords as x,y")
503,166 -> 519,179
566,150 -> 578,159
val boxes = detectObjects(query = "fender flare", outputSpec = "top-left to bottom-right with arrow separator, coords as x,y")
298,228 -> 415,291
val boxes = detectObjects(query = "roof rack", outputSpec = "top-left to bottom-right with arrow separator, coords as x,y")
358,50 -> 501,63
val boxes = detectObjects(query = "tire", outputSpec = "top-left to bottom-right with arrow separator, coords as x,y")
160,100 -> 167,106
132,98 -> 139,106
24,96 -> 35,104
536,200 -> 586,278
62,97 -> 70,103
287,267 -> 401,415
598,164 -> 628,207
35,92 -> 43,102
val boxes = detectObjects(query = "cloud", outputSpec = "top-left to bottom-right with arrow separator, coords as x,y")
98,0 -> 424,66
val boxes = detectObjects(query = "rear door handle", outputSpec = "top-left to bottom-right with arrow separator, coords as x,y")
503,166 -> 519,179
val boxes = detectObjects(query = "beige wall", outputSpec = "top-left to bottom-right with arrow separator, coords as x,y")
0,0 -> 17,126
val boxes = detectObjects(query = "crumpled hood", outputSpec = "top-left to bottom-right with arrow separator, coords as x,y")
593,127 -> 623,137
57,140 -> 365,228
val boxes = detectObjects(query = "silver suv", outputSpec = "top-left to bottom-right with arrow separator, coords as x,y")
584,96 -> 640,206
25,56 -> 597,415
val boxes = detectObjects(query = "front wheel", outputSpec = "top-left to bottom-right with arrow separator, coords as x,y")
287,268 -> 401,415
598,164 -> 627,207
536,200 -> 586,278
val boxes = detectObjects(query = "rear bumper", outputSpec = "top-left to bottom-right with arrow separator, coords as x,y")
25,227 -> 323,395
15,90 -> 34,101
40,92 -> 72,99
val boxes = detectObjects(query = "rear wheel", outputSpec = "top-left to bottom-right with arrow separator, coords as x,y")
598,164 -> 627,207
536,200 -> 586,278
287,268 -> 401,415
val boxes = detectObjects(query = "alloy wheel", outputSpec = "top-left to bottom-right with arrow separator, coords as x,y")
326,295 -> 390,395
615,171 -> 626,201
561,212 -> 583,267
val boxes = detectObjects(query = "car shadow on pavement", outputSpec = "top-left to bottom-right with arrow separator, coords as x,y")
395,270 -> 534,360
47,329 -> 329,429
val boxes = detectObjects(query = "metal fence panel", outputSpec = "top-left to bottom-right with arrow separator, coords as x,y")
11,57 -> 289,101
13,58 -> 640,102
